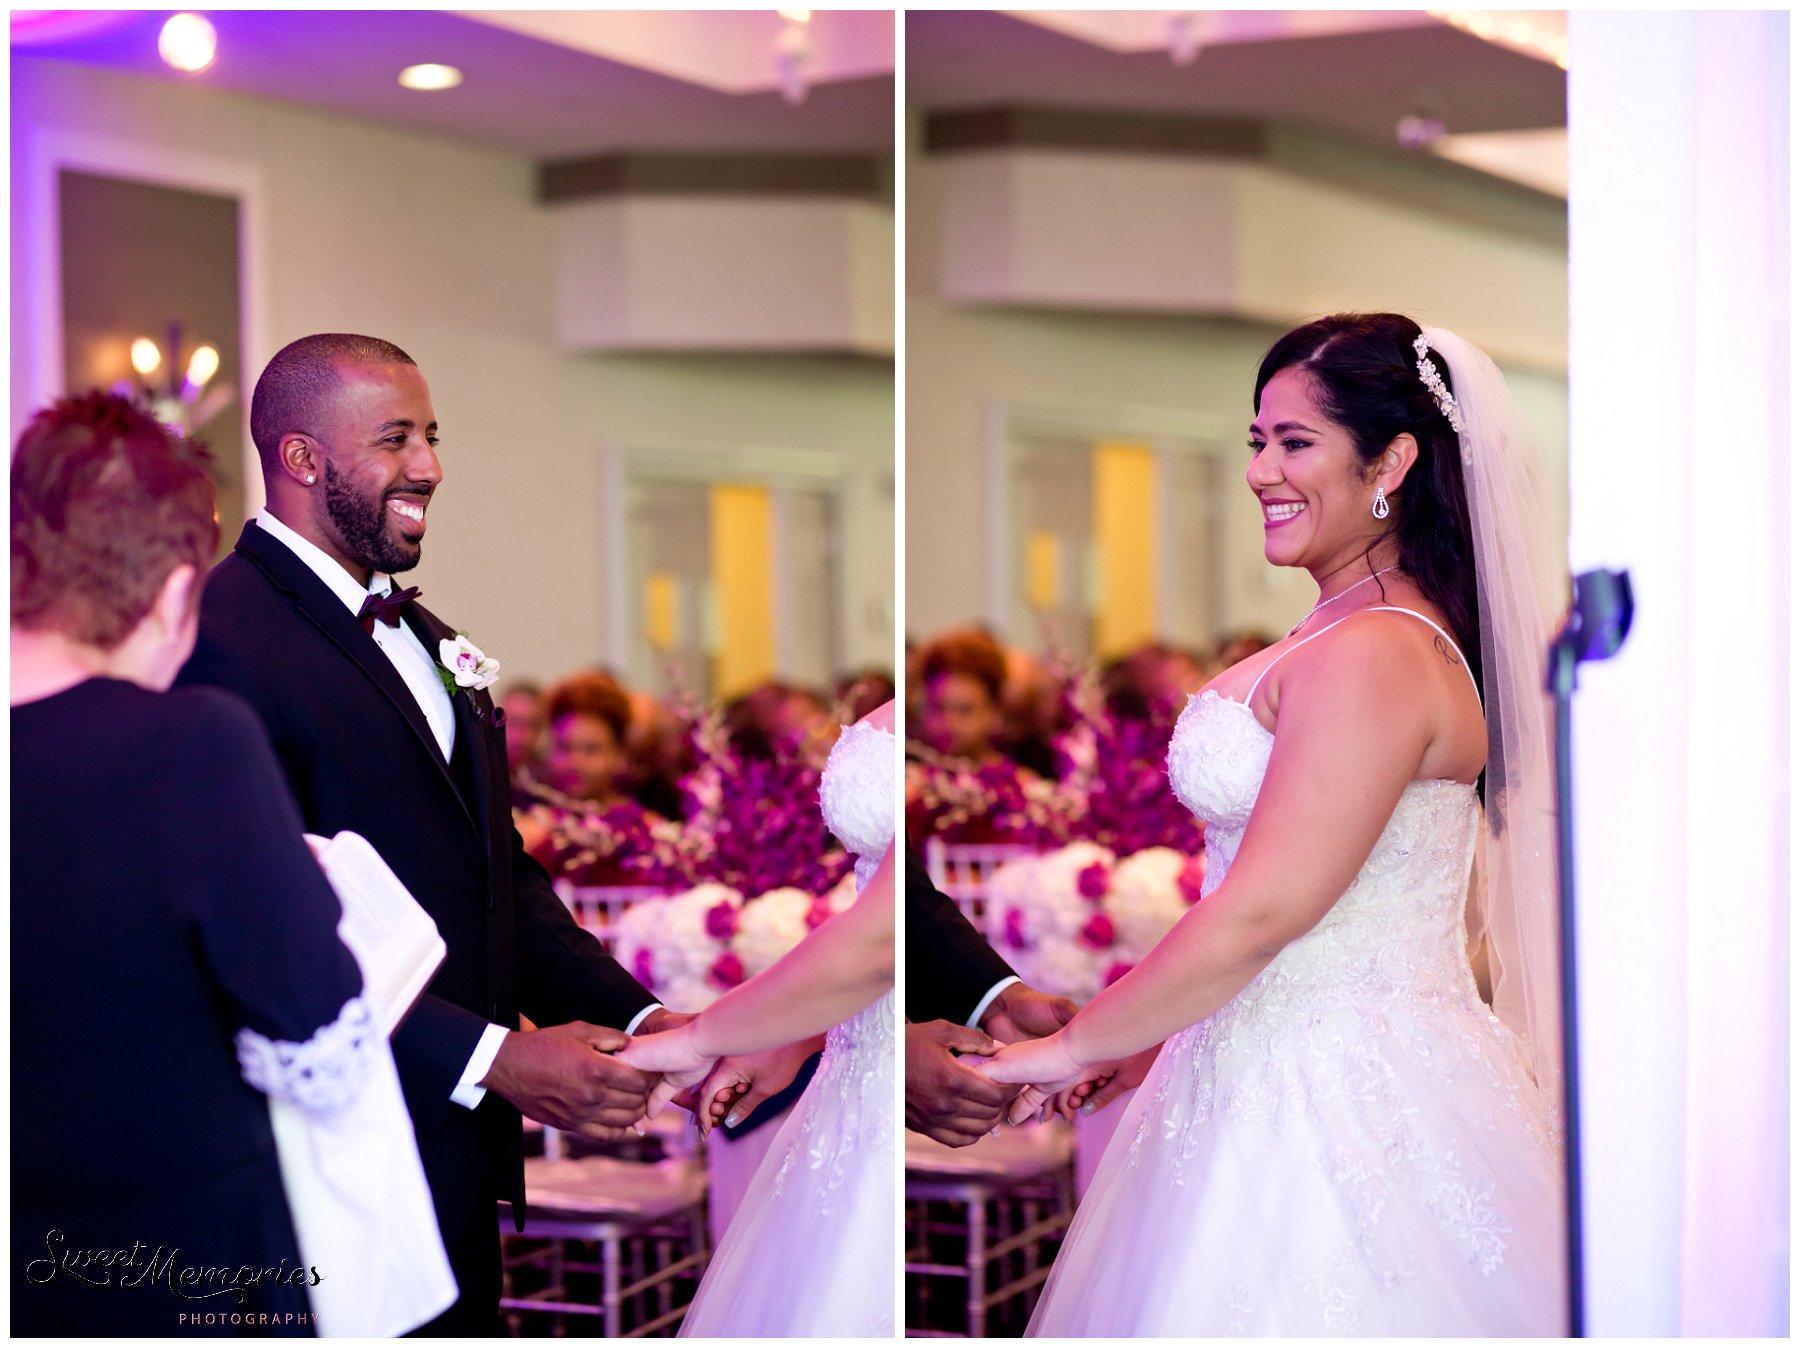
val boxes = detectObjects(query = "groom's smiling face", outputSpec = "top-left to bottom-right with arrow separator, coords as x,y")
312,361 -> 441,579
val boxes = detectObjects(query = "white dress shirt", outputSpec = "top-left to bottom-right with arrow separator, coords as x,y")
255,512 -> 661,1109
256,509 -> 455,760
967,975 -> 1019,1030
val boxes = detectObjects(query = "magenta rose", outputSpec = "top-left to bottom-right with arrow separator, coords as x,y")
1178,857 -> 1206,905
709,951 -> 746,988
704,899 -> 740,940
805,897 -> 835,931
632,948 -> 656,986
1080,912 -> 1116,949
1002,907 -> 1028,950
1076,862 -> 1111,901
1104,960 -> 1133,987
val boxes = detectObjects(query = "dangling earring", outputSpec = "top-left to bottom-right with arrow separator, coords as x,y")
1371,485 -> 1390,520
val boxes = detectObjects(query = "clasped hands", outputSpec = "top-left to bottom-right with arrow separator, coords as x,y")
909,984 -> 1164,1144
480,1010 -> 816,1142
616,1020 -> 823,1139
907,983 -> 1082,1147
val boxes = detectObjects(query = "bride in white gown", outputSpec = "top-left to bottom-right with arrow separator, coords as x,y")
981,315 -> 1567,1335
622,701 -> 894,1337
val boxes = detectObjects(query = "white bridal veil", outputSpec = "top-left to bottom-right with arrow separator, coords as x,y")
1421,325 -> 1566,1124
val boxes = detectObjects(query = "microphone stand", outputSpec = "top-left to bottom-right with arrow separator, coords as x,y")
1545,567 -> 1634,1338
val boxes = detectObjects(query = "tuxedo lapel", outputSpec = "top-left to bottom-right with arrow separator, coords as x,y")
404,603 -> 501,841
232,523 -> 474,831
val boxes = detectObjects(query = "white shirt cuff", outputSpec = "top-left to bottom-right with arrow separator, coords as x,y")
451,1023 -> 511,1110
965,976 -> 1020,1030
625,1003 -> 665,1035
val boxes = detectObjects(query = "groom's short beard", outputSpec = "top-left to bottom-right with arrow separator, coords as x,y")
322,459 -> 422,575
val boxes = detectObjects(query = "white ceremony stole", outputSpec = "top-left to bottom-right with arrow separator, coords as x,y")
271,832 -> 457,1336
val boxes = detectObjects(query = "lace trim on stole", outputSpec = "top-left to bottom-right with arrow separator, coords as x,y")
236,994 -> 379,1116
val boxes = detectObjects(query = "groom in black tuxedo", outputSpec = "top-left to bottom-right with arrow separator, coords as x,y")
178,333 -> 689,1333
905,846 -> 1078,1145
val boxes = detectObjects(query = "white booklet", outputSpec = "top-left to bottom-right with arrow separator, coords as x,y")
310,830 -> 447,1034
267,831 -> 456,1336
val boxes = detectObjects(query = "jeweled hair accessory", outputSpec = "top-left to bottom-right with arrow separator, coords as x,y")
1413,333 -> 1466,435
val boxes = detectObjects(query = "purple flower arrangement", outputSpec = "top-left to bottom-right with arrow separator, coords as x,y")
906,660 -> 1205,860
668,710 -> 855,898
905,750 -> 1073,849
1048,670 -> 1206,858
544,708 -> 855,900
591,710 -> 863,1011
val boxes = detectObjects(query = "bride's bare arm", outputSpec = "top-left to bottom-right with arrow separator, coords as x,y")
984,623 -> 1441,1085
682,843 -> 895,1059
624,700 -> 898,1070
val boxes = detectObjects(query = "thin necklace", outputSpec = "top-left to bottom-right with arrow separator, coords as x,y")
1286,566 -> 1400,638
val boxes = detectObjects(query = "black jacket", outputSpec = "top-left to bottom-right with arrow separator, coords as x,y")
177,522 -> 657,1243
904,844 -> 1016,1025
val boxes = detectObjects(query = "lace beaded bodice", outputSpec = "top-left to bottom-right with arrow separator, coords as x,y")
773,721 -> 896,1213
1168,690 -> 1483,1004
820,720 -> 895,891
1028,686 -> 1566,1335
1152,687 -> 1556,1178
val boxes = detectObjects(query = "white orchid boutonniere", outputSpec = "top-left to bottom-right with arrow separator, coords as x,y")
438,634 -> 500,697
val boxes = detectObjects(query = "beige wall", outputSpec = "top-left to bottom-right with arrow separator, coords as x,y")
905,110 -> 1569,645
11,57 -> 895,685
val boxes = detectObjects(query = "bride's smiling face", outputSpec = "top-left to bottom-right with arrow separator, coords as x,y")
1247,367 -> 1381,573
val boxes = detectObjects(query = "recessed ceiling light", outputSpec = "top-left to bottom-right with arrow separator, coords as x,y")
398,63 -> 463,92
158,13 -> 216,73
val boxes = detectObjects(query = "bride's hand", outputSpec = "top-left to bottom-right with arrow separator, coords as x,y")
974,1030 -> 1094,1122
619,1021 -> 717,1118
1049,1042 -> 1163,1122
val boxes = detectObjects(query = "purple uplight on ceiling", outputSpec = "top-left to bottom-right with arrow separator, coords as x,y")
11,10 -> 894,157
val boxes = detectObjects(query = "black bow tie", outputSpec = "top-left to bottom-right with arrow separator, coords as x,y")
357,585 -> 420,636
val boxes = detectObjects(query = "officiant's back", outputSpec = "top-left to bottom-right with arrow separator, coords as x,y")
11,393 -> 366,1336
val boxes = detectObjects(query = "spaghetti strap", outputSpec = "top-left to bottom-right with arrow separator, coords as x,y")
1365,606 -> 1483,704
1244,614 -> 1361,706
1245,606 -> 1482,708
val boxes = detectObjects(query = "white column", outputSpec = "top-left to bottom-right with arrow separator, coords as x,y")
1566,11 -> 1789,1335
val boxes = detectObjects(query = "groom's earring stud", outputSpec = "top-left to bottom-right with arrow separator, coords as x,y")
305,474 -> 316,485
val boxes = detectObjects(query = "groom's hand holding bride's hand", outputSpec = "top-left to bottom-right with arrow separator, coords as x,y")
1048,1042 -> 1163,1122
905,1020 -> 1010,1147
618,1016 -> 716,1121
975,1030 -> 1100,1126
481,1021 -> 659,1141
688,1036 -> 826,1138
980,983 -> 1079,1045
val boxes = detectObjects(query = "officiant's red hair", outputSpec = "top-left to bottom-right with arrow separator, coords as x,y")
11,392 -> 219,649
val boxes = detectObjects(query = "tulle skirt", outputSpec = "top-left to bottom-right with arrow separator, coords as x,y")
1028,992 -> 1567,1336
681,993 -> 894,1338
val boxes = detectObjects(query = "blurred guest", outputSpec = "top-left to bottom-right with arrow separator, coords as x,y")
499,679 -> 547,789
836,668 -> 897,729
1165,644 -> 1207,697
726,680 -> 828,761
908,628 -> 1047,849
523,675 -> 655,885
1000,644 -> 1065,778
624,687 -> 691,821
545,672 -> 633,807
499,680 -> 550,852
917,627 -> 1012,768
1100,650 -> 1154,723
1102,641 -> 1206,724
11,394 -> 384,1334
1215,628 -> 1276,672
